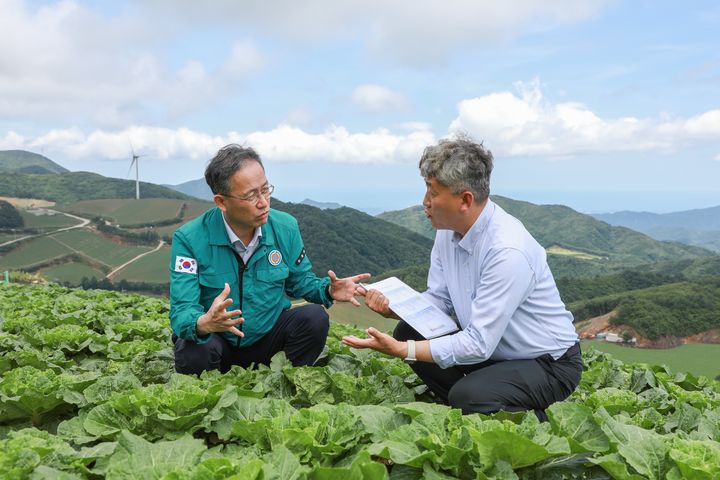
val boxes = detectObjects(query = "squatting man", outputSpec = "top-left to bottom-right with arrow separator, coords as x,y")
169,144 -> 369,374
343,135 -> 583,419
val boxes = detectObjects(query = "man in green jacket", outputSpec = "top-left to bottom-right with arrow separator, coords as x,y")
170,144 -> 369,374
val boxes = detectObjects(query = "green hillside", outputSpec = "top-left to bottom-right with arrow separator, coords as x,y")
0,172 -> 192,204
0,150 -> 69,174
61,198 -> 204,227
377,205 -> 434,239
272,200 -> 433,278
377,197 -> 713,278
558,256 -> 720,304
569,278 -> 720,339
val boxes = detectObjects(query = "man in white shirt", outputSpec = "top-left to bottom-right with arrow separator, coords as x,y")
342,135 -> 582,419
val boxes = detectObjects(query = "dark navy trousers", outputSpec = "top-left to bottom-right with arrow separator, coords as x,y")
394,321 -> 583,420
173,304 -> 329,375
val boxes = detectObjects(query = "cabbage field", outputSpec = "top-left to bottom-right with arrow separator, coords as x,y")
1,283 -> 719,479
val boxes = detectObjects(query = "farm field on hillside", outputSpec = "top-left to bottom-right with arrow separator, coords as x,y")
0,235 -> 72,268
583,339 -> 720,380
546,245 -> 605,261
39,262 -> 106,284
181,199 -> 213,218
19,210 -> 79,229
0,232 -> 17,243
50,229 -> 152,267
114,246 -> 172,284
1,283 -> 719,479
61,198 -> 184,225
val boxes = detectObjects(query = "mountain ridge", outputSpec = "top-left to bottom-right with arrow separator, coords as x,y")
0,150 -> 69,174
377,196 -> 715,279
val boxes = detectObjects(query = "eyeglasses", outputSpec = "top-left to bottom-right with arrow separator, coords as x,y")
222,184 -> 274,203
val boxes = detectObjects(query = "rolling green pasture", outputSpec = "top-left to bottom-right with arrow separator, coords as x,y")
39,262 -> 105,283
143,200 -> 213,237
115,246 -> 172,284
583,339 -> 720,379
182,199 -> 213,219
0,236 -> 72,268
19,209 -> 78,229
0,232 -> 17,243
50,229 -> 152,267
61,198 -> 184,225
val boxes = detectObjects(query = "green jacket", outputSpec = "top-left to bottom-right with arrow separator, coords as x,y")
169,207 -> 332,347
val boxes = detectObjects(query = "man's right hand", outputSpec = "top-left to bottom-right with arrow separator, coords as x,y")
357,285 -> 398,319
196,283 -> 244,337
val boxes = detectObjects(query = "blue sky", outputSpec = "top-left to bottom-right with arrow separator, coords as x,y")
1,0 -> 718,214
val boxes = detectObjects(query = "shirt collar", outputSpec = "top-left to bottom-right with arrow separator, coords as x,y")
222,213 -> 262,249
455,198 -> 495,253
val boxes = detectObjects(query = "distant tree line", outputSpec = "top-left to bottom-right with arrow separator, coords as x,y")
77,276 -> 169,295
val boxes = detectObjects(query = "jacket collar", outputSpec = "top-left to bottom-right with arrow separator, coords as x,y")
207,207 -> 276,248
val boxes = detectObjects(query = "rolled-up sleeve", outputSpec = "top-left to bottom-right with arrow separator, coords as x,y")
429,248 -> 535,369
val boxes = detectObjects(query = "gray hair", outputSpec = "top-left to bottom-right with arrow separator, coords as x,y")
205,144 -> 264,195
418,134 -> 493,202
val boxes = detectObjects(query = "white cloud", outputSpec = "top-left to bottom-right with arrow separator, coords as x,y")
351,84 -> 407,113
140,0 -> 612,66
221,41 -> 266,80
0,124 -> 435,167
399,122 -> 433,132
0,1 -> 265,127
449,80 -> 720,157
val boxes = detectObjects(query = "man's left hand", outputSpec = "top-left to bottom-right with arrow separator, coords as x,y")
328,270 -> 371,307
341,327 -> 405,357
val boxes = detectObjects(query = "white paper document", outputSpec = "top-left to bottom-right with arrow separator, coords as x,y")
362,276 -> 459,339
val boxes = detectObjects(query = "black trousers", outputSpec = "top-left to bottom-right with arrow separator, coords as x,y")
173,304 -> 329,375
394,321 -> 583,420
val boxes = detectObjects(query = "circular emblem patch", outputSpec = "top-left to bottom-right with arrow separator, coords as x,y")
268,249 -> 282,266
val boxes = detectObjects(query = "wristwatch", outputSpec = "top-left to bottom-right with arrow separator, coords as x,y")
404,339 -> 417,363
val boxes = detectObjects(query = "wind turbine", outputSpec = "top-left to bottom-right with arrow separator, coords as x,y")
127,146 -> 145,200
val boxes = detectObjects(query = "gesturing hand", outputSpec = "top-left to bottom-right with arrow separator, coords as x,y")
341,327 -> 404,357
196,283 -> 244,337
357,287 -> 394,318
328,270 -> 371,307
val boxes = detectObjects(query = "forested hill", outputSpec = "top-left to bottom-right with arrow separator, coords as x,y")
271,199 -> 433,278
378,196 -> 714,278
0,150 -> 69,174
0,171 -> 193,204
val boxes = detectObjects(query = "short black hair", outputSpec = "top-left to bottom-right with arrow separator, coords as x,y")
204,144 -> 264,195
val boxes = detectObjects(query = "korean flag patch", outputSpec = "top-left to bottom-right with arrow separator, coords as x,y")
175,256 -> 198,274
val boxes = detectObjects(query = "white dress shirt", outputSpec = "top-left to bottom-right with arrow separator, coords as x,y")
223,215 -> 262,264
424,199 -> 578,369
